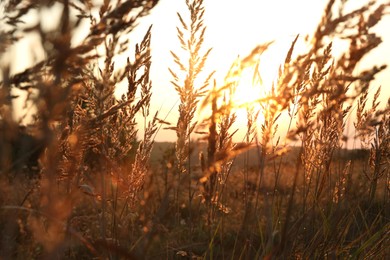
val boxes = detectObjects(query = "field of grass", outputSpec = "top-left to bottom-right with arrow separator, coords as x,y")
0,0 -> 389,259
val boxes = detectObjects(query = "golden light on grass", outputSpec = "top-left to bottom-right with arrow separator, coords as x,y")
1,1 -> 390,259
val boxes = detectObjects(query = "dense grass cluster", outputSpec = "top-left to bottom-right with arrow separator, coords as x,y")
0,0 -> 389,259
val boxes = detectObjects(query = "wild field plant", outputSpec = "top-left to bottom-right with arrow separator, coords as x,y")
0,0 -> 389,259
1,0 -> 159,258
167,0 -> 215,230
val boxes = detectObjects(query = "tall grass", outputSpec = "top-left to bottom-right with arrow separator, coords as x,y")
0,0 -> 389,259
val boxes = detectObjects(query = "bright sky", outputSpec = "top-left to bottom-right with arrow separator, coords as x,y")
133,0 -> 390,145
3,0 -> 390,147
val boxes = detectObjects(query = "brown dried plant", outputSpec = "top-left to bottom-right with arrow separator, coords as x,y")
168,0 -> 214,225
1,0 -> 159,258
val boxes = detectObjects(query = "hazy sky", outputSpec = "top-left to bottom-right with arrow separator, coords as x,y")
132,0 -> 390,144
4,0 -> 390,146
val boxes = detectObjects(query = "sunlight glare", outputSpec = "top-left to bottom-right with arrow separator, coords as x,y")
231,42 -> 290,128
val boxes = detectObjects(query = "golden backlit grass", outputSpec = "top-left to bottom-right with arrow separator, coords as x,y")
0,0 -> 389,259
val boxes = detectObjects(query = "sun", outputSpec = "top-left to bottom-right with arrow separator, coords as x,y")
233,68 -> 261,106
230,45 -> 286,130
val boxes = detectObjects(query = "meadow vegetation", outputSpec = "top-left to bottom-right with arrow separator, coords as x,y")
0,0 -> 389,259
